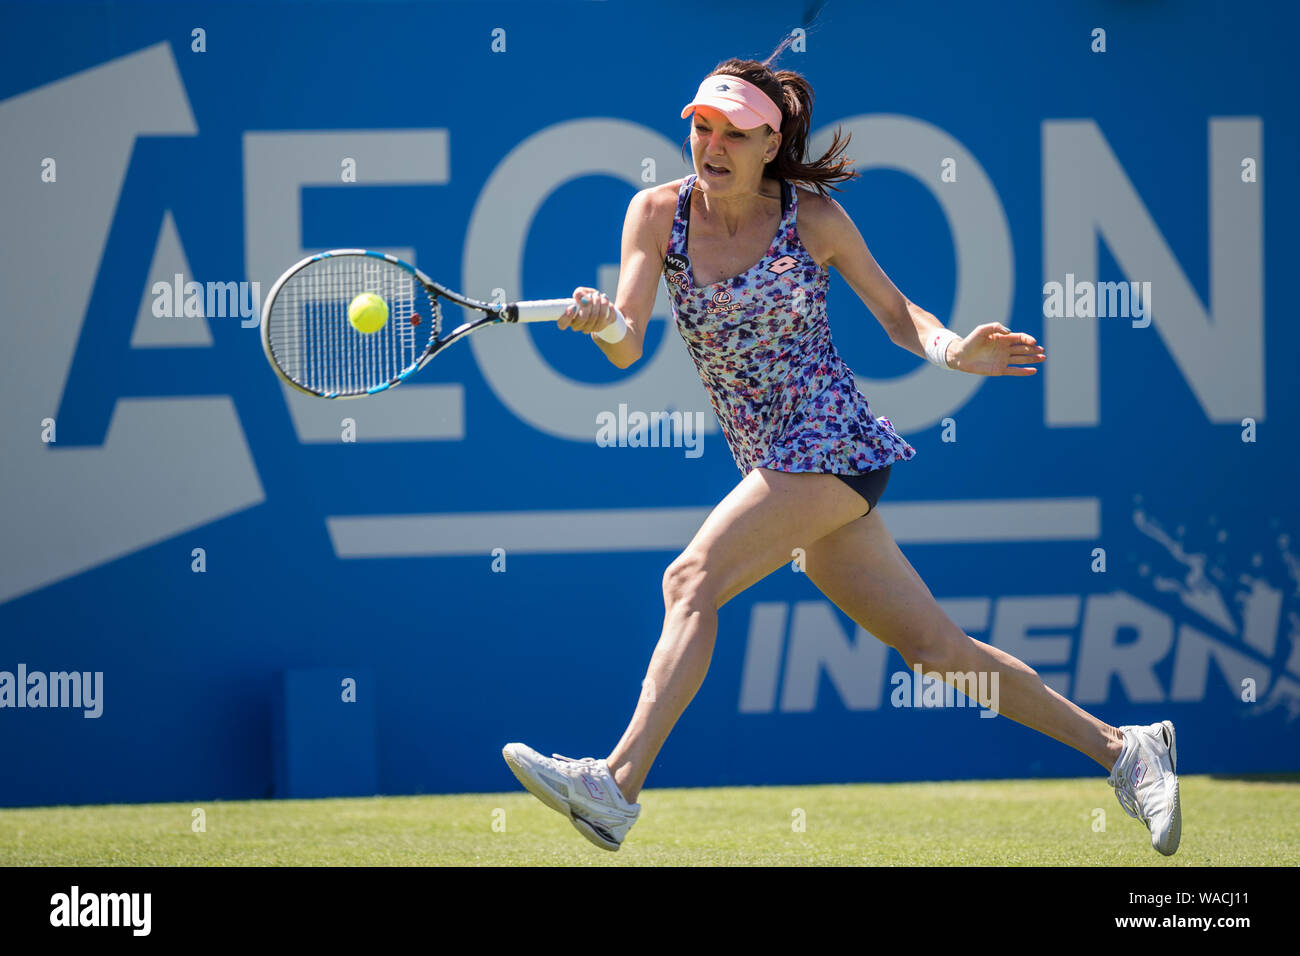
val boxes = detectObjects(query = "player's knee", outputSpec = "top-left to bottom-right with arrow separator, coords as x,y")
894,623 -> 967,674
662,552 -> 718,611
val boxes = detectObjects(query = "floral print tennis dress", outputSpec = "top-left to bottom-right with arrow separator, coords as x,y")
664,174 -> 916,479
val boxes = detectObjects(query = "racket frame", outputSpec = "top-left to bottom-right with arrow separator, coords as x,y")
260,249 -> 625,399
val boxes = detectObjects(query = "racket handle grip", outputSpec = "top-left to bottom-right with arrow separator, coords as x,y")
511,297 -> 628,344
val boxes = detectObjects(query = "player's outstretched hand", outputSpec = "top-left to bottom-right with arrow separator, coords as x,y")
950,322 -> 1045,376
559,287 -> 617,337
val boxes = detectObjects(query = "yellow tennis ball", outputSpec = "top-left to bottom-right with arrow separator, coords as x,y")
348,292 -> 389,334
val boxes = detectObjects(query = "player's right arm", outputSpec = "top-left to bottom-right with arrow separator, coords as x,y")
563,184 -> 669,369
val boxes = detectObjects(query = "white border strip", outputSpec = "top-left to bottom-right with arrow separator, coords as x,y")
884,497 -> 1100,544
327,498 -> 1100,558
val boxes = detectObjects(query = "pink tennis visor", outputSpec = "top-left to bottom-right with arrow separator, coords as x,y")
680,74 -> 783,131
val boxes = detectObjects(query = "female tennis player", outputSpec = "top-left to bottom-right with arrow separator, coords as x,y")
503,49 -> 1181,856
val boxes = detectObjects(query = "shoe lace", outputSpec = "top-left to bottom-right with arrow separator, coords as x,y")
1108,750 -> 1144,822
1111,778 -> 1142,821
551,753 -> 602,770
1107,731 -> 1143,822
551,754 -> 634,809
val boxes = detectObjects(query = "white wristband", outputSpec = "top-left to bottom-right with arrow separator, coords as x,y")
925,329 -> 961,369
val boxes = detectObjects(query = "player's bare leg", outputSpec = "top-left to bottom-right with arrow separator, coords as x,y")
801,510 -> 1123,767
605,467 -> 869,803
801,510 -> 1181,854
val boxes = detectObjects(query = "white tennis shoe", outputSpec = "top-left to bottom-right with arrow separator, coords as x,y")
502,743 -> 641,851
1107,720 -> 1182,856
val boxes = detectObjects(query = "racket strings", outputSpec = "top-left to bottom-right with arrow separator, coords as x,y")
267,256 -> 438,396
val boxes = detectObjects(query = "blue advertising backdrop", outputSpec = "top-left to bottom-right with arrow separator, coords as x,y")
1,0 -> 1297,806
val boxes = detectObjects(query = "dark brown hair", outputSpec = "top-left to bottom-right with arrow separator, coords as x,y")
681,35 -> 859,196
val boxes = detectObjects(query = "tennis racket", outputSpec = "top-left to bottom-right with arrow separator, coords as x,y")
260,249 -> 628,398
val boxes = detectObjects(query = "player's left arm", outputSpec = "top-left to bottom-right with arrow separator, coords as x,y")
811,193 -> 1044,376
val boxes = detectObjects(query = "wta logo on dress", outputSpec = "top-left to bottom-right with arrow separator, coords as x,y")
664,252 -> 691,293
